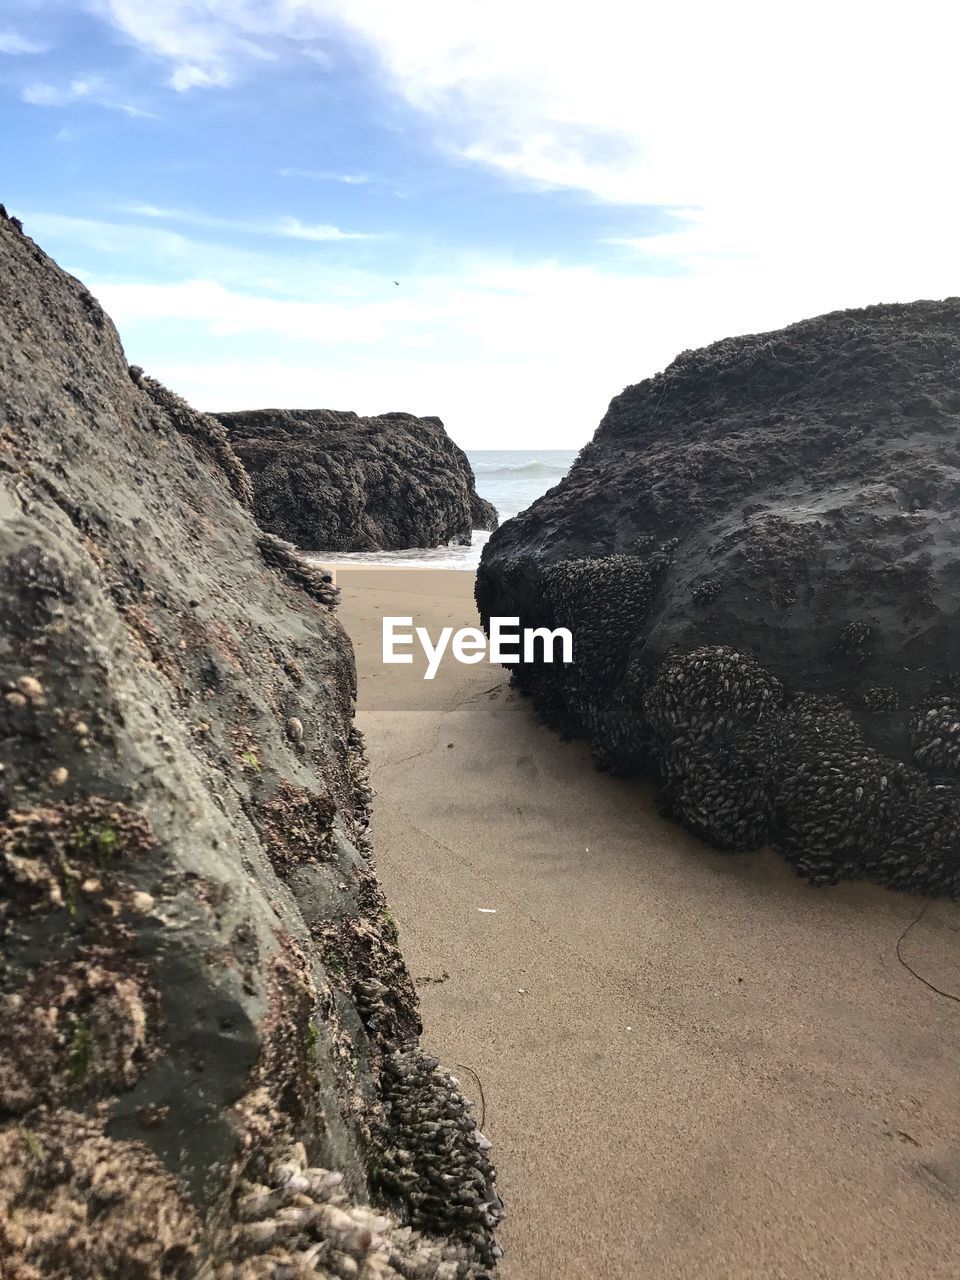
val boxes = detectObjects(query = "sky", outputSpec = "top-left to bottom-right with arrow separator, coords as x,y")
2,2 -> 959,448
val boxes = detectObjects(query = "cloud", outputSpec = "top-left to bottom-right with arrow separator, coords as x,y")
95,0 -> 234,89
87,3 -> 960,285
22,212 -> 192,259
119,202 -> 379,242
277,215 -> 375,242
0,31 -> 48,55
37,1 -> 960,448
279,169 -> 372,186
84,235 -> 916,448
22,75 -> 155,116
169,63 -> 230,91
95,0 -> 329,90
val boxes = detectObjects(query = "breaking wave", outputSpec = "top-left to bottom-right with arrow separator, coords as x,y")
472,459 -> 569,477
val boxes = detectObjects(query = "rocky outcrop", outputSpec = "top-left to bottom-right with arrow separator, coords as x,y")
215,408 -> 498,553
470,490 -> 499,536
476,300 -> 960,896
0,208 -> 500,1277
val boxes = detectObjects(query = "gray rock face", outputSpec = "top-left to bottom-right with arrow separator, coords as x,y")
215,408 -> 498,552
0,209 -> 500,1277
476,300 -> 960,895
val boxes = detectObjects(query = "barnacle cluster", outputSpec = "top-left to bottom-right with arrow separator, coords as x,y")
909,697 -> 960,775
643,646 -> 783,853
376,1050 -> 502,1273
134,369 -> 254,508
500,552 -> 672,773
221,1095 -> 499,1280
257,532 -> 340,610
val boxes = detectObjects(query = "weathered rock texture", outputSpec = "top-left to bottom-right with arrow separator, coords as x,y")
215,409 -> 498,553
0,208 -> 500,1277
476,300 -> 960,895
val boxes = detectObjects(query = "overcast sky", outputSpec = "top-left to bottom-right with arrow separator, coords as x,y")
3,2 -> 959,447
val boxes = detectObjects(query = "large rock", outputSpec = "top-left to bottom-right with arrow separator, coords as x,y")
215,408 -> 498,552
0,208 -> 500,1277
476,300 -> 960,895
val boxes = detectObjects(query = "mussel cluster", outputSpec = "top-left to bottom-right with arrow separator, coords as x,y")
477,300 -> 960,895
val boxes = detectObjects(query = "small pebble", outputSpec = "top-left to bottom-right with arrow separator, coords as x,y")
49,766 -> 69,787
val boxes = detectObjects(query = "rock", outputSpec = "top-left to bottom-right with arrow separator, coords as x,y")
477,299 -> 960,895
0,207 -> 499,1276
215,407 -> 498,552
471,490 -> 499,535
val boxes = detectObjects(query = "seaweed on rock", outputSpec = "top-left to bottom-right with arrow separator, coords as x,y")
477,299 -> 960,896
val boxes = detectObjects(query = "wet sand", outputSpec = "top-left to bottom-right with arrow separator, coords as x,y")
335,567 -> 960,1280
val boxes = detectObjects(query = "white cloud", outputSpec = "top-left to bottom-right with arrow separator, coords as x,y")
50,1 -> 960,446
87,3 -> 960,287
277,215 -> 374,242
0,31 -> 48,55
23,212 -> 192,258
22,75 -> 155,116
280,168 -> 371,185
169,63 -> 230,91
22,83 -> 68,105
95,0 -> 328,90
118,202 -> 378,242
85,234 -> 916,448
95,0 -> 235,89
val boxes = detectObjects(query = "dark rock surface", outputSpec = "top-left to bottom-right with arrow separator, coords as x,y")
215,408 -> 498,552
476,300 -> 960,895
0,208 -> 500,1277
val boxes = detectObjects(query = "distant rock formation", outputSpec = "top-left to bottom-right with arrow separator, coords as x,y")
477,300 -> 960,895
0,207 -> 500,1277
215,408 -> 498,552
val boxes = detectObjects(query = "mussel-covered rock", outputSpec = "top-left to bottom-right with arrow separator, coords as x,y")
216,407 -> 498,552
477,299 -> 960,895
0,207 -> 499,1276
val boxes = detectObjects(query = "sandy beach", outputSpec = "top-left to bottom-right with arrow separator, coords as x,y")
335,567 -> 960,1280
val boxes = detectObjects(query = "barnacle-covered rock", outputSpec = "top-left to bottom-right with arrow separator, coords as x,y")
0,208 -> 499,1274
643,647 -> 784,851
216,408 -> 498,552
477,299 -> 960,894
256,531 -> 339,609
909,697 -> 960,775
218,1123 -> 499,1279
375,1050 -> 502,1271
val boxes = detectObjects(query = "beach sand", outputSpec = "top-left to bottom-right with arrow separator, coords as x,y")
335,567 -> 960,1280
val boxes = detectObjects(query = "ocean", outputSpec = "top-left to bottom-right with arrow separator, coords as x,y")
314,448 -> 579,568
